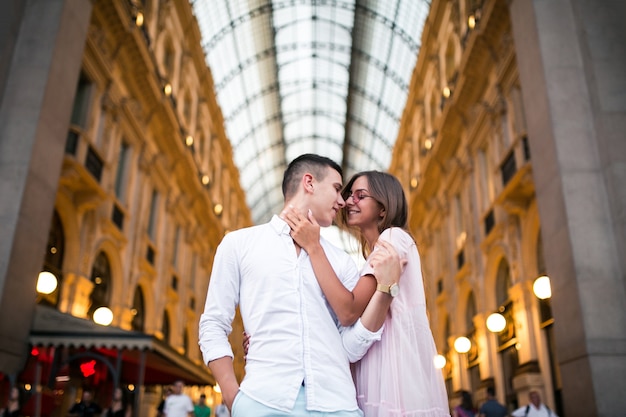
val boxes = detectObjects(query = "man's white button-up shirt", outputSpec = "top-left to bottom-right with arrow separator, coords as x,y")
199,215 -> 381,413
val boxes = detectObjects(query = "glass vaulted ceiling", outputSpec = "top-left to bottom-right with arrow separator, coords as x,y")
192,0 -> 430,224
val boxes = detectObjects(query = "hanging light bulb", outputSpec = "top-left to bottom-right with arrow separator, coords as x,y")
486,312 -> 507,333
454,336 -> 471,353
433,354 -> 447,369
533,275 -> 552,299
36,271 -> 58,295
93,306 -> 114,326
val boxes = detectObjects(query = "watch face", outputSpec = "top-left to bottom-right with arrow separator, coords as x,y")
390,284 -> 399,297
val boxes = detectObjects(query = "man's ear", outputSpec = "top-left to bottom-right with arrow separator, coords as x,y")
303,173 -> 315,193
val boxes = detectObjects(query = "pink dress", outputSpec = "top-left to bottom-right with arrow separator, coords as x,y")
356,227 -> 450,417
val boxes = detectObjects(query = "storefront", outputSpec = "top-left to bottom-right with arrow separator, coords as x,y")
4,305 -> 213,417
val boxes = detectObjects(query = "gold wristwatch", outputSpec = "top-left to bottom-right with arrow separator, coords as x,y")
377,282 -> 399,297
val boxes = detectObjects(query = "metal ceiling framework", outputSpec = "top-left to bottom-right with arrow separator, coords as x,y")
192,0 -> 430,224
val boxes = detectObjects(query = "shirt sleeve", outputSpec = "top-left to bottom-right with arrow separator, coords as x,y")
510,406 -> 526,417
198,234 -> 240,364
340,317 -> 383,362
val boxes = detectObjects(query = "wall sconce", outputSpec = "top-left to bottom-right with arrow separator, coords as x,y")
486,312 -> 507,333
214,203 -> 223,216
433,354 -> 447,369
442,86 -> 451,98
454,336 -> 471,353
36,271 -> 58,295
424,138 -> 433,150
185,135 -> 194,147
533,275 -> 552,299
163,83 -> 172,96
410,176 -> 419,189
135,11 -> 144,27
468,15 -> 476,29
201,174 -> 211,187
93,306 -> 114,326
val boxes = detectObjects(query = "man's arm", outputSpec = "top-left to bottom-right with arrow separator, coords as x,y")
208,356 -> 239,410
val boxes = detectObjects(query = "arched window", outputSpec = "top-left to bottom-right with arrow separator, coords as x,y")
183,328 -> 189,355
40,211 -> 65,307
131,286 -> 145,332
88,252 -> 111,318
496,259 -> 512,306
162,311 -> 170,343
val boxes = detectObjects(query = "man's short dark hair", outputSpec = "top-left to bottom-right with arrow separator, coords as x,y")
282,154 -> 342,199
487,386 -> 495,396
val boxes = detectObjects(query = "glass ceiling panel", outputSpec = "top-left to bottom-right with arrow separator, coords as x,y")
192,0 -> 430,224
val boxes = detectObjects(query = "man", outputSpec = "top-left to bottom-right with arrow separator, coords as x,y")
163,380 -> 194,417
67,390 -> 102,417
199,154 -> 399,416
194,394 -> 211,417
511,391 -> 557,417
478,386 -> 508,417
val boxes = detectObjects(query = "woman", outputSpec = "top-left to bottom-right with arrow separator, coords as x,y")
101,387 -> 131,417
452,391 -> 476,417
283,171 -> 450,417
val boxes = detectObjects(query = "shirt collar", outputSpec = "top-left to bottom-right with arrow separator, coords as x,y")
270,214 -> 291,236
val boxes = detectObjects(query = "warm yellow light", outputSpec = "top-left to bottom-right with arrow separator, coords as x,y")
201,175 -> 210,186
93,306 -> 114,326
533,275 -> 552,299
425,139 -> 433,150
214,203 -> 223,216
163,83 -> 172,96
214,384 -> 221,393
454,336 -> 471,353
24,384 -> 31,391
410,177 -> 418,189
128,384 -> 135,392
135,12 -> 144,27
468,15 -> 476,29
37,271 -> 58,295
185,135 -> 194,147
433,354 -> 447,369
486,312 -> 507,333
443,86 -> 451,98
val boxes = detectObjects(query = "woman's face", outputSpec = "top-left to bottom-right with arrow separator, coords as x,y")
344,176 -> 382,230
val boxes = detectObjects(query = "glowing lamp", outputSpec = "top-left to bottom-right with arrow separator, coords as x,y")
93,306 -> 113,326
454,336 -> 471,353
533,275 -> 552,299
486,312 -> 507,333
37,271 -> 58,295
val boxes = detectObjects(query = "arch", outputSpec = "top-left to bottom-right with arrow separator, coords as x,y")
88,251 -> 112,318
91,238 -> 126,310
161,310 -> 171,344
131,285 -> 146,332
483,243 -> 511,311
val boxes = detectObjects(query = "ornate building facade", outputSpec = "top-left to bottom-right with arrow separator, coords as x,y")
389,1 -> 625,416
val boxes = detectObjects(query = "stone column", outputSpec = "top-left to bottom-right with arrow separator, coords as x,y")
0,0 -> 92,373
509,0 -> 626,415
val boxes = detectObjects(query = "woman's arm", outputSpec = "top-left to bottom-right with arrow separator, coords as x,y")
282,206 -> 401,326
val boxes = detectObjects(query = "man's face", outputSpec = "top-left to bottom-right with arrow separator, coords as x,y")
308,167 -> 345,227
173,382 -> 184,394
530,392 -> 541,407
